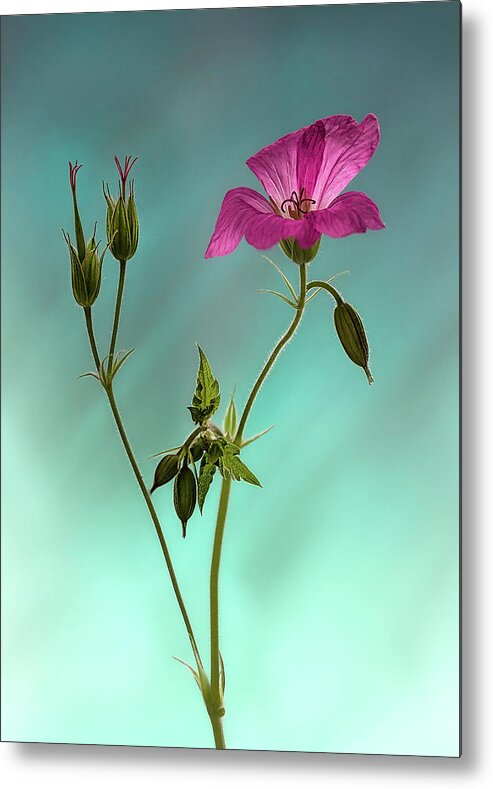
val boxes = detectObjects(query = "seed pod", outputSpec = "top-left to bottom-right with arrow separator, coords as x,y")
150,454 -> 180,493
334,301 -> 374,384
174,466 -> 197,538
190,443 -> 204,462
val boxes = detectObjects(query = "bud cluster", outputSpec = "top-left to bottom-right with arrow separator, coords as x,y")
63,156 -> 140,310
150,347 -> 261,538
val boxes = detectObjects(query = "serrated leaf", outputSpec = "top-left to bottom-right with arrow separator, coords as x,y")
220,444 -> 261,486
189,345 -> 220,425
198,461 -> 216,513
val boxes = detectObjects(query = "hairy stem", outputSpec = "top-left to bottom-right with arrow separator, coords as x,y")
236,263 -> 307,441
306,279 -> 343,305
208,263 -> 308,748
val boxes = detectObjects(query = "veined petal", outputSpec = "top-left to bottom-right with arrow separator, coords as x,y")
311,192 -> 385,238
313,114 -> 381,208
296,120 -> 325,200
204,187 -> 303,258
247,130 -> 300,207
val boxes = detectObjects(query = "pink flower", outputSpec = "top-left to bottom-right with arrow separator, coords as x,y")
205,114 -> 384,260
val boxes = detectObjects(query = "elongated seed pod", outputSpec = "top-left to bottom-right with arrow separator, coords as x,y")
150,454 -> 180,493
173,466 -> 197,538
334,302 -> 374,384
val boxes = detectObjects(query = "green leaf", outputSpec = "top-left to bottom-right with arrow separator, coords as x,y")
262,254 -> 297,300
240,424 -> 274,448
223,390 -> 237,438
219,650 -> 226,696
257,289 -> 297,308
219,443 -> 261,486
188,345 -> 220,425
197,460 -> 216,513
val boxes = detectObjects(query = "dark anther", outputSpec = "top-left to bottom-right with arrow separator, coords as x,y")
280,187 -> 316,217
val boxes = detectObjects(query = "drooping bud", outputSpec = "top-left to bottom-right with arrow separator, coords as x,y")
279,237 -> 320,265
173,465 -> 197,538
190,443 -> 204,463
150,454 -> 180,493
104,156 -> 139,262
333,301 -> 374,384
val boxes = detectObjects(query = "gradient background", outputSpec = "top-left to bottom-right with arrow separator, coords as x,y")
1,2 -> 460,756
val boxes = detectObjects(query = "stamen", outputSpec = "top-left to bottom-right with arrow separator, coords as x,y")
280,187 -> 316,218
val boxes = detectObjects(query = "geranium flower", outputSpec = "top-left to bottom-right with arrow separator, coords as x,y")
205,114 -> 384,261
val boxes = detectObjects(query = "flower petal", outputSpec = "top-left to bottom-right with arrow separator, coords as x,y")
247,130 -> 300,207
246,114 -> 380,212
313,114 -> 381,208
296,120 -> 325,202
311,192 -> 385,238
204,187 -> 305,258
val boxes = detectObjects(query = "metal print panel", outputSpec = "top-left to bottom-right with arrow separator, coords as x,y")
1,1 -> 461,756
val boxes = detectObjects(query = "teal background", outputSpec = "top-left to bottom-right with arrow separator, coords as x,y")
1,3 -> 460,756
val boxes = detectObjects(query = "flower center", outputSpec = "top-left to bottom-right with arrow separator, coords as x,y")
280,188 -> 316,219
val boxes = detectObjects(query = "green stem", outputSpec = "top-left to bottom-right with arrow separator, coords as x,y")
84,307 -> 101,370
208,263 -> 308,749
82,311 -> 203,669
236,263 -> 308,442
209,478 -> 232,717
306,279 -> 343,305
211,714 -> 226,750
108,260 -> 127,368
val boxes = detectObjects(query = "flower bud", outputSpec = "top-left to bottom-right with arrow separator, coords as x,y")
109,197 -> 132,261
333,301 -> 373,384
173,465 -> 197,538
279,237 -> 320,265
63,229 -> 103,308
150,454 -> 180,493
64,162 -> 107,308
104,156 -> 139,262
190,443 -> 204,462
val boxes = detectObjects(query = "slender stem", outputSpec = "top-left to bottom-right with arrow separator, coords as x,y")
209,478 -> 232,700
236,263 -> 307,442
208,263 -> 308,748
108,260 -> 127,367
84,307 -> 101,370
105,385 -> 202,660
82,312 -> 202,667
306,279 -> 343,305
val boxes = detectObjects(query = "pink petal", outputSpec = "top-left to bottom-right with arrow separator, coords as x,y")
246,114 -> 380,212
313,114 -> 381,208
247,130 -> 300,208
296,120 -> 325,202
204,187 -> 305,258
312,191 -> 385,238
